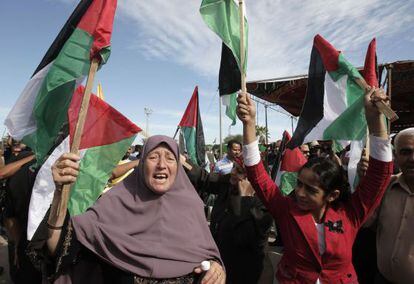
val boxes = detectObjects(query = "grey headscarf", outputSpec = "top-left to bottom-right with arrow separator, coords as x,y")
71,135 -> 221,278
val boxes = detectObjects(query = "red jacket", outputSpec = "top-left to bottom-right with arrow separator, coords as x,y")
246,158 -> 392,284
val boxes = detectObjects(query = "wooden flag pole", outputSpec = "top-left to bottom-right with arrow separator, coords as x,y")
55,58 -> 100,218
354,77 -> 398,122
386,65 -> 393,135
239,0 -> 246,94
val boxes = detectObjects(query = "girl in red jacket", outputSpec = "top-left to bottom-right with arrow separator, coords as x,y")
236,88 -> 392,284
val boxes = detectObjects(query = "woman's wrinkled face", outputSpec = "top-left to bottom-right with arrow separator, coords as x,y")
144,144 -> 178,194
294,168 -> 326,212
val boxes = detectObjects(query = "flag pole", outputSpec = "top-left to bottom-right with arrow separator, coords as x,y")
219,95 -> 223,159
239,0 -> 246,94
386,65 -> 393,135
54,58 -> 100,218
173,127 -> 180,140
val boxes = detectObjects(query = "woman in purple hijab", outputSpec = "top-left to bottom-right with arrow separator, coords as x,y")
30,135 -> 225,284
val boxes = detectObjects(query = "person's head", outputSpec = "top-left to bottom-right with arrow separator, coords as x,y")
142,136 -> 179,195
309,141 -> 321,159
230,160 -> 246,186
300,144 -> 310,158
319,141 -> 333,157
227,140 -> 242,160
11,140 -> 24,154
275,140 -> 282,152
295,157 -> 349,213
135,144 -> 142,153
394,128 -> 414,181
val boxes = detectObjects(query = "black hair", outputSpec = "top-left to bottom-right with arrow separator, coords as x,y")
227,139 -> 242,149
299,157 -> 350,205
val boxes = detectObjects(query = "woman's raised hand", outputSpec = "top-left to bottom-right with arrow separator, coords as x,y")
364,87 -> 389,119
236,92 -> 256,126
51,153 -> 80,187
364,87 -> 389,138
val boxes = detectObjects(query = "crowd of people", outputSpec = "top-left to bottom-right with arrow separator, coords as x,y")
0,87 -> 413,284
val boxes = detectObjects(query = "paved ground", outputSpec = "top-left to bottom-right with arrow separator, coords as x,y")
0,235 -> 11,284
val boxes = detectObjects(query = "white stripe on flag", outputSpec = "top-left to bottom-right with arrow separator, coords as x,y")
27,136 -> 69,240
27,137 -> 87,240
303,73 -> 348,143
221,94 -> 231,107
348,140 -> 364,193
4,63 -> 52,140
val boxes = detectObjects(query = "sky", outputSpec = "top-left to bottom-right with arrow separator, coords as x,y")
1,0 -> 413,145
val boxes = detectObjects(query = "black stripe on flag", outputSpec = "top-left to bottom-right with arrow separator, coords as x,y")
271,131 -> 289,180
219,43 -> 241,96
288,46 -> 326,149
195,97 -> 206,166
32,0 -> 93,77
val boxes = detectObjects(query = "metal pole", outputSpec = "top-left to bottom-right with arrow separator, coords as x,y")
265,105 -> 268,144
219,95 -> 223,159
144,108 -> 153,137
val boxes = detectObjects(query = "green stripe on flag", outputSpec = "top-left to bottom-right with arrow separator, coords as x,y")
23,28 -> 93,164
225,92 -> 237,126
323,53 -> 366,141
328,54 -> 363,106
323,95 -> 367,141
200,0 -> 248,72
181,126 -> 197,165
68,135 -> 135,216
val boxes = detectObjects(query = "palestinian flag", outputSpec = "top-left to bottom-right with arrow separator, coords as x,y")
288,34 -> 367,149
347,38 -> 379,192
27,86 -> 141,239
4,0 -> 117,166
200,0 -> 248,125
274,131 -> 307,195
178,86 -> 206,166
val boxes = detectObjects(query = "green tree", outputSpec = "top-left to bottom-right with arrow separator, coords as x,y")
255,125 -> 269,144
223,134 -> 243,146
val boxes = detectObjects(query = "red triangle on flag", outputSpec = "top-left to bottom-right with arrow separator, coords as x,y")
313,34 -> 341,72
68,85 -> 141,150
178,86 -> 199,128
362,38 -> 379,88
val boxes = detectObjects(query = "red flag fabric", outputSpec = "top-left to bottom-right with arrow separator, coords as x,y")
363,38 -> 379,88
280,131 -> 307,172
314,34 -> 341,72
68,85 -> 141,150
178,86 -> 199,128
78,0 -> 117,60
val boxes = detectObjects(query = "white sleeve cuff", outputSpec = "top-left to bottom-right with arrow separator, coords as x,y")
243,140 -> 261,166
369,134 -> 392,162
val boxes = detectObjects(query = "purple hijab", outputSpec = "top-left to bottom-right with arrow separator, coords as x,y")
71,135 -> 221,278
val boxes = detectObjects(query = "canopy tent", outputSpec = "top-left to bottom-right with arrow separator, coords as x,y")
247,60 -> 414,134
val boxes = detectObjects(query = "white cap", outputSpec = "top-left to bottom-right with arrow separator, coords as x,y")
201,260 -> 211,271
